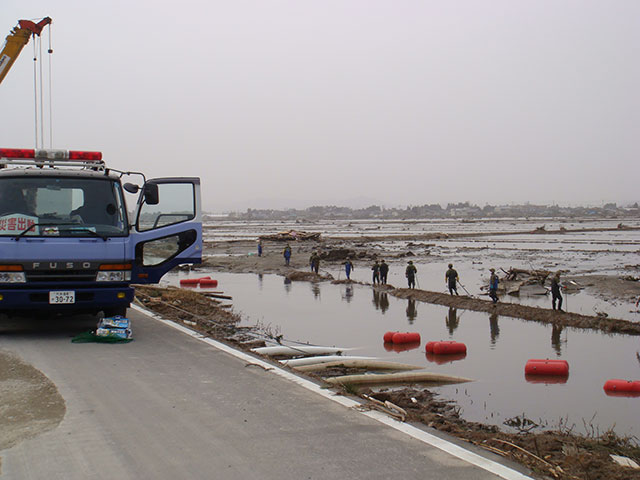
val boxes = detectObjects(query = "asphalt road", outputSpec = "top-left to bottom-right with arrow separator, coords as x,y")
0,308 -> 532,480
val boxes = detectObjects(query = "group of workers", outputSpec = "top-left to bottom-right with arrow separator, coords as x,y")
272,241 -> 566,312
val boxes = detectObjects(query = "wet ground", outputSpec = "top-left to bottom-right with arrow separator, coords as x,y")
165,270 -> 640,442
170,216 -> 640,443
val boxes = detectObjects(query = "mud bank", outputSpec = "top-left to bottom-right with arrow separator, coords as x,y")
387,286 -> 640,335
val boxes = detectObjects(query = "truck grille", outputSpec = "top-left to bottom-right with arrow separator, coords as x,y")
26,270 -> 98,283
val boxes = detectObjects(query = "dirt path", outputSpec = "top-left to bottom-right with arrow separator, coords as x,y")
0,350 -> 66,469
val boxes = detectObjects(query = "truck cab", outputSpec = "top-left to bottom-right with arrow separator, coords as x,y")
0,148 -> 202,316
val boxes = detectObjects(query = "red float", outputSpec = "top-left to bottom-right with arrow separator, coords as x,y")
431,341 -> 467,355
391,332 -> 421,344
179,278 -> 200,286
383,331 -> 398,343
199,279 -> 218,287
603,379 -> 640,395
524,359 -> 569,376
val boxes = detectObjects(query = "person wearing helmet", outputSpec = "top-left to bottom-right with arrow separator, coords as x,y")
405,260 -> 417,289
445,263 -> 459,295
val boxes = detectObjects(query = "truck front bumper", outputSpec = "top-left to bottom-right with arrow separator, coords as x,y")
0,285 -> 135,313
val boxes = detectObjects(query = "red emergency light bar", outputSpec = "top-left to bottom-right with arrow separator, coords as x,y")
0,148 -> 103,161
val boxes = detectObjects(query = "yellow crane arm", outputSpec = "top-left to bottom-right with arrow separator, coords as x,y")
0,17 -> 52,85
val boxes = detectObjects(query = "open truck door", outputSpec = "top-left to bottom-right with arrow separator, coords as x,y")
130,177 -> 202,284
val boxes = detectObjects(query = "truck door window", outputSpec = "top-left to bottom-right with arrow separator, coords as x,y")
135,230 -> 197,267
137,183 -> 195,232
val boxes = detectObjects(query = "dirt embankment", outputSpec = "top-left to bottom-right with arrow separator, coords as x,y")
388,286 -> 640,335
132,285 -> 640,480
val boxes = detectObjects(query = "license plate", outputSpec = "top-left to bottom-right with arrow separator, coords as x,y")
49,290 -> 75,304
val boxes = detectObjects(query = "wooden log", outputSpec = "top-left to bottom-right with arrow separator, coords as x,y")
324,371 -> 473,386
294,359 -> 423,373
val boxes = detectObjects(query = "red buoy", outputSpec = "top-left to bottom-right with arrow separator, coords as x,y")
524,359 -> 569,376
431,341 -> 467,355
383,331 -> 398,343
179,278 -> 200,286
199,279 -> 218,287
391,332 -> 421,344
603,379 -> 640,394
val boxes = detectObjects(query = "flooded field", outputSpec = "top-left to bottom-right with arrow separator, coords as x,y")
168,217 -> 640,440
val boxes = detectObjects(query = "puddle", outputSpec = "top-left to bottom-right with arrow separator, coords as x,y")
164,271 -> 640,440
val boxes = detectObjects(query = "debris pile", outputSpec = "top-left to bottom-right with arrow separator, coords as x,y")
259,230 -> 321,241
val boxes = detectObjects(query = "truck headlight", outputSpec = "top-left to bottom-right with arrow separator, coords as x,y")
0,272 -> 26,283
96,271 -> 132,282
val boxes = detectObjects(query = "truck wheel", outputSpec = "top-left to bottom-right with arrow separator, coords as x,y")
103,306 -> 128,317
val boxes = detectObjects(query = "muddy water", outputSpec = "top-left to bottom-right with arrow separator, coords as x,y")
164,271 -> 640,440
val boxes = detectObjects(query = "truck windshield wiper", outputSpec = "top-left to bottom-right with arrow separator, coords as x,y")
14,223 -> 108,241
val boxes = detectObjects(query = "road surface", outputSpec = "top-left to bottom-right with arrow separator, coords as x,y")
0,308 -> 532,480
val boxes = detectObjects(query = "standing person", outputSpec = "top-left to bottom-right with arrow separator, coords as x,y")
309,252 -> 320,274
257,239 -> 263,257
445,263 -> 459,295
371,260 -> 380,284
551,272 -> 563,311
379,259 -> 389,284
283,243 -> 292,266
344,257 -> 354,280
488,268 -> 499,304
405,261 -> 417,289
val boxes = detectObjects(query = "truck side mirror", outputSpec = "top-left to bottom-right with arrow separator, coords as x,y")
143,183 -> 159,205
123,182 -> 140,194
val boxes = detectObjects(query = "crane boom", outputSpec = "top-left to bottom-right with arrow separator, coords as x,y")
0,17 -> 52,85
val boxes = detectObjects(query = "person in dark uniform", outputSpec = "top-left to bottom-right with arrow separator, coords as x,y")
309,252 -> 320,274
379,259 -> 389,284
371,260 -> 380,284
445,263 -> 459,295
405,261 -> 417,289
551,272 -> 563,311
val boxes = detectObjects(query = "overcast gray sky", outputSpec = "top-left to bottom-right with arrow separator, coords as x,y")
2,1 -> 638,212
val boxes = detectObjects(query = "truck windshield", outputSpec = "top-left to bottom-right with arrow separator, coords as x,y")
0,176 -> 128,237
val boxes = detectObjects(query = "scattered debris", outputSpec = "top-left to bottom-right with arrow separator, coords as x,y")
259,230 -> 321,241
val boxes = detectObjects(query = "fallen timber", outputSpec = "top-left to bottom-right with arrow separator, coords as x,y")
252,345 -> 351,356
293,359 -> 423,373
325,371 -> 472,386
389,287 -> 640,335
280,355 -> 376,367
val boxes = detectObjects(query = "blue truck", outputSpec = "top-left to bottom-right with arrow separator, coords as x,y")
0,148 -> 202,317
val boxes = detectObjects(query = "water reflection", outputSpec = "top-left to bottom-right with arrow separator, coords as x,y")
342,285 -> 354,303
551,323 -> 564,356
283,277 -> 292,293
406,299 -> 417,324
489,313 -> 500,346
380,292 -> 389,313
258,273 -> 263,290
372,290 -> 390,314
311,283 -> 321,300
446,307 -> 459,334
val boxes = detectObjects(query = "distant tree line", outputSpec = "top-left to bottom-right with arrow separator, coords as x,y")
214,202 -> 640,221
